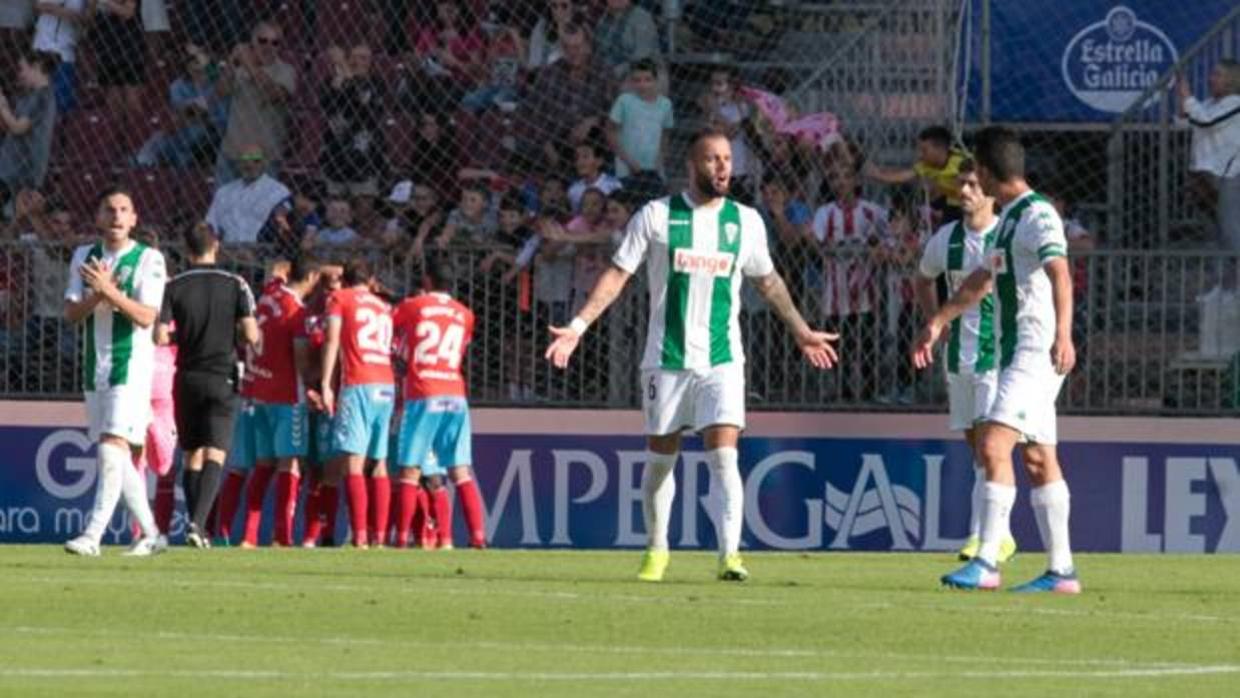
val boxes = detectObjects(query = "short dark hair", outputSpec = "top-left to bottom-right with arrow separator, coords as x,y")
498,193 -> 525,213
460,182 -> 489,199
607,188 -> 643,211
423,252 -> 456,291
957,158 -> 976,175
183,221 -> 219,258
917,125 -> 952,149
341,258 -> 372,287
629,58 -> 658,77
973,126 -> 1025,182
688,127 -> 730,156
95,185 -> 135,211
20,49 -> 58,76
289,254 -> 321,283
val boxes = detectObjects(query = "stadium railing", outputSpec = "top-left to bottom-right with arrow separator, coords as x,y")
2,241 -> 1236,416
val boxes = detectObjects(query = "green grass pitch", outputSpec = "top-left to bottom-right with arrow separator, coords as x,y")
1,547 -> 1239,697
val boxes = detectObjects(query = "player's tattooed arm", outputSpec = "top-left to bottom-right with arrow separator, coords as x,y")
545,264 -> 632,368
752,271 -> 839,369
573,265 -> 633,326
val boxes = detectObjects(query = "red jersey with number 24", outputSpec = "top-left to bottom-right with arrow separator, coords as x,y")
393,292 -> 474,400
326,287 -> 395,387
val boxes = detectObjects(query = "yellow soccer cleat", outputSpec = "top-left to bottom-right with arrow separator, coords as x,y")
997,536 -> 1018,564
956,535 -> 1018,564
717,553 -> 749,582
637,549 -> 670,582
957,535 -> 980,561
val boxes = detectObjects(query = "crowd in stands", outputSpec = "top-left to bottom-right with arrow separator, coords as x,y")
20,0 -> 1236,406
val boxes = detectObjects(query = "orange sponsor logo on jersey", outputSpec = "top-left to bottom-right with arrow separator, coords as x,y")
673,249 -> 735,277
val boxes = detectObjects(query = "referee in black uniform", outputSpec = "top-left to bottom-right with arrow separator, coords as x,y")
157,223 -> 258,548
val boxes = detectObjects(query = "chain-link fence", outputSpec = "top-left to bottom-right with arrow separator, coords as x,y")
1,1 -> 1238,414
3,241 -> 1237,414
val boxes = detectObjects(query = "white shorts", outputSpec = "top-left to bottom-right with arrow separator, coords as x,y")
641,363 -> 746,436
947,371 -> 998,432
85,385 -> 153,445
983,354 -> 1065,444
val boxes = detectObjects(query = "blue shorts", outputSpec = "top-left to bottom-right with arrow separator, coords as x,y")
309,410 -> 336,467
332,383 -> 395,461
396,397 -> 472,477
227,401 -> 257,470
252,401 -> 308,460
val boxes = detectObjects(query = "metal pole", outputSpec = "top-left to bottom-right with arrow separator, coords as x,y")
980,0 -> 991,124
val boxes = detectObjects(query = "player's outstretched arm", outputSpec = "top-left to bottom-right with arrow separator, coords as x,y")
751,271 -> 839,369
1045,257 -> 1076,375
912,267 -> 992,370
545,264 -> 632,369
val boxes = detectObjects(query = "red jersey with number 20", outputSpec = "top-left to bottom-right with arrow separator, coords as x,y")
326,287 -> 395,387
393,292 -> 474,400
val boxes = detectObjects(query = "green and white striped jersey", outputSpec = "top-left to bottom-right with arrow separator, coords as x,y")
985,191 -> 1068,369
918,218 -> 998,375
613,192 -> 774,371
65,240 -> 168,392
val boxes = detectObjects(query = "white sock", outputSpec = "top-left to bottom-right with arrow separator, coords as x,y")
120,457 -> 159,538
706,447 -> 743,557
82,442 -> 127,543
967,464 -> 985,539
977,482 -> 1017,566
1031,480 -> 1074,574
640,451 -> 677,551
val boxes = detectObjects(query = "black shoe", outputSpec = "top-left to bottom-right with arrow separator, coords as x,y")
185,524 -> 211,549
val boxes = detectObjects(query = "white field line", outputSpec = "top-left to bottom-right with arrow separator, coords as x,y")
1,666 -> 1238,682
1,625 -> 1201,670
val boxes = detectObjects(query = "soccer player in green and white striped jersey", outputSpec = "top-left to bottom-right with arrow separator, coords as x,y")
546,129 -> 839,583
914,127 -> 1079,594
63,187 -> 168,557
914,159 -> 1016,564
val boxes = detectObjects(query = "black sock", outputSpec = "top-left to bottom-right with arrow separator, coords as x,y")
183,467 -> 201,527
192,460 -> 224,531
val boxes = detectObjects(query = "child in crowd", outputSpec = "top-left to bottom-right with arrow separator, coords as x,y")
384,180 -> 444,248
607,58 -> 673,183
460,7 -> 525,113
567,142 -> 622,213
479,194 -> 539,401
303,196 -> 358,247
266,180 -> 322,258
433,182 -> 497,248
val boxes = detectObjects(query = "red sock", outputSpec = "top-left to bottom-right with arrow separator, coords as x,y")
414,486 -> 431,547
368,475 -> 391,546
301,474 -> 322,546
243,465 -> 276,546
154,470 -> 177,535
215,470 -> 246,541
345,473 -> 369,547
274,471 -> 299,546
321,484 -> 340,544
431,487 -> 452,547
394,481 -> 421,548
455,478 -> 486,547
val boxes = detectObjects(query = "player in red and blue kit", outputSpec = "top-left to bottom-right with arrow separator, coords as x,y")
236,257 -> 321,547
392,255 -> 487,549
321,259 -> 395,548
300,266 -> 344,547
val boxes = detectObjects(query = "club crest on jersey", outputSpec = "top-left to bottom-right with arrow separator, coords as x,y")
673,249 -> 734,277
988,250 -> 1008,274
724,222 -> 740,245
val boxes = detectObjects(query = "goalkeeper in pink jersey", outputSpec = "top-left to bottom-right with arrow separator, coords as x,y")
146,336 -> 178,538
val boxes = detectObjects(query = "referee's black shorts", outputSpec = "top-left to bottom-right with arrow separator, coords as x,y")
174,370 -> 239,452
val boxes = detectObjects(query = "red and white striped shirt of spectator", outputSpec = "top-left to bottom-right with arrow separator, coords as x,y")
810,197 -> 889,318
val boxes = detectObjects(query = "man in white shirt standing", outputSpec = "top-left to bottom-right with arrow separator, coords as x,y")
63,187 -> 167,557
205,143 -> 291,245
546,129 -> 838,583
1178,60 -> 1240,279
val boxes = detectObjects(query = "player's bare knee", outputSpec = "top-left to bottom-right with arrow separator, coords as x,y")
426,475 -> 446,491
703,425 -> 740,451
449,466 -> 473,483
1022,444 -> 1060,486
648,432 -> 680,455
399,468 -> 422,484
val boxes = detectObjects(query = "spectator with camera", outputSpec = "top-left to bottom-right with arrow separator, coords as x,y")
215,21 -> 297,185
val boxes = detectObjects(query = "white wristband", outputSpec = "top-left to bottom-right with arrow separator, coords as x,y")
569,316 -> 589,336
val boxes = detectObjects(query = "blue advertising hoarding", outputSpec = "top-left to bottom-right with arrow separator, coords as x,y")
965,1 -> 1236,122
1,405 -> 1236,553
